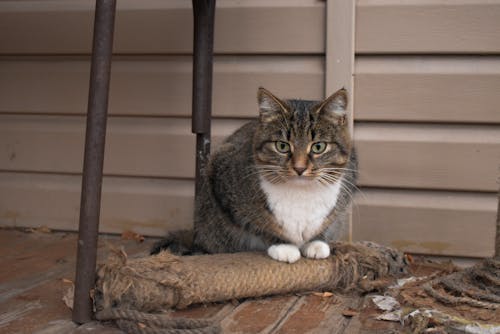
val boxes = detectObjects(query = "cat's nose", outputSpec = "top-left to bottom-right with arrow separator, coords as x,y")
293,166 -> 307,175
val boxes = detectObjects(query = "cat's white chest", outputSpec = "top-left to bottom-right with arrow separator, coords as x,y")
260,178 -> 342,246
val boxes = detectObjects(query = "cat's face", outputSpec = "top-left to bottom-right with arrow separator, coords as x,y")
253,88 -> 353,185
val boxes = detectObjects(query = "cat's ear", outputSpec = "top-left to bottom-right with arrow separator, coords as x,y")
317,88 -> 348,126
257,87 -> 288,123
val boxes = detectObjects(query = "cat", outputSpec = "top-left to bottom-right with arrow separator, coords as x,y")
152,87 -> 358,263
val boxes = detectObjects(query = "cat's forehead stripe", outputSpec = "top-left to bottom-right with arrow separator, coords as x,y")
285,99 -> 316,142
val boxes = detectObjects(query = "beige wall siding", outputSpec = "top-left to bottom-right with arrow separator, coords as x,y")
353,189 -> 497,258
0,57 -> 323,117
0,0 -> 324,55
355,56 -> 500,123
0,115 -> 243,178
1,172 -> 495,258
356,0 -> 500,54
2,116 -> 498,192
0,0 -> 498,259
352,0 -> 499,258
0,173 -> 194,236
355,124 -> 499,192
0,0 -> 327,240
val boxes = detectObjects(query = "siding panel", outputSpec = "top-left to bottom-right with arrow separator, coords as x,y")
0,115 -> 245,178
0,57 -> 323,117
356,0 -> 500,54
355,57 -> 500,123
0,172 -> 193,236
353,189 -> 497,257
1,172 -> 495,258
0,0 -> 324,55
1,115 -> 498,192
355,123 -> 500,192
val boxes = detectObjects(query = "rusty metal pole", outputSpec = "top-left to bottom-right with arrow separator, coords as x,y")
192,0 -> 216,197
73,0 -> 116,324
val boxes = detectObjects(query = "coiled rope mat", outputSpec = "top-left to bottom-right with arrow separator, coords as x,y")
94,241 -> 407,333
399,258 -> 500,333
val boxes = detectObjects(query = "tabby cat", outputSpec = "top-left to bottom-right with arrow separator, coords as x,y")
152,88 -> 358,263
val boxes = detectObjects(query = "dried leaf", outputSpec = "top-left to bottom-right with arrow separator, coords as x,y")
312,291 -> 334,298
25,226 -> 52,234
121,230 -> 145,243
371,295 -> 400,312
342,308 -> 359,317
62,284 -> 74,310
37,225 -> 52,233
376,310 -> 402,322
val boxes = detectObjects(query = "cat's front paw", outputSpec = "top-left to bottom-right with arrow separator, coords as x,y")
267,244 -> 301,263
301,240 -> 330,259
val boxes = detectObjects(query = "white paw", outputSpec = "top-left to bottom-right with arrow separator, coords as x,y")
267,244 -> 301,263
302,240 -> 330,259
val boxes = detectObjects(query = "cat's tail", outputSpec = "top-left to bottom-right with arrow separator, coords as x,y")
150,229 -> 199,255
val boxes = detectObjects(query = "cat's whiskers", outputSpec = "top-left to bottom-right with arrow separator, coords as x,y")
335,176 -> 366,200
316,176 -> 356,214
256,165 -> 290,185
318,173 -> 355,198
320,167 -> 358,173
321,172 -> 366,200
267,174 -> 284,185
241,165 -> 282,181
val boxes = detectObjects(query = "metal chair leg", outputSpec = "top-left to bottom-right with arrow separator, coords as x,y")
73,0 -> 116,324
192,0 -> 216,197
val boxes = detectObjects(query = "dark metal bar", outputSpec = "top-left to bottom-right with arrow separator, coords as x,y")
73,0 -> 116,324
495,188 -> 499,259
192,0 -> 216,196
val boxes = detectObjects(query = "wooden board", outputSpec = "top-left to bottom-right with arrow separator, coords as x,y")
356,0 -> 500,54
1,115 -> 498,192
2,229 -> 408,334
0,0 -> 324,55
352,188 -> 497,258
0,56 -> 323,117
355,56 -> 500,123
0,229 -> 155,333
326,0 -> 356,242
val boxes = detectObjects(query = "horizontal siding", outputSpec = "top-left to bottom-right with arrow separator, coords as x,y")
355,56 -> 500,123
0,172 -> 193,236
0,56 -> 323,117
0,115 -> 244,178
354,0 -> 500,259
1,0 -> 498,261
352,188 -> 497,258
1,115 -> 498,192
0,172 -> 495,257
356,0 -> 500,54
0,0 -> 324,55
355,123 -> 500,192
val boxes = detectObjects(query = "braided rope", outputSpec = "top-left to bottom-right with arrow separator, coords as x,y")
94,242 -> 407,333
423,259 -> 500,310
96,308 -> 220,334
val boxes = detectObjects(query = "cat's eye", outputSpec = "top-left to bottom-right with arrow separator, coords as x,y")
275,141 -> 291,154
311,142 -> 327,154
